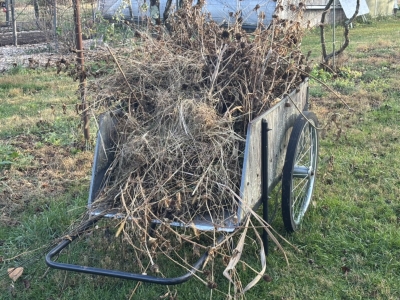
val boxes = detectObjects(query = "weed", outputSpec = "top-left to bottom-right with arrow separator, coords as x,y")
0,144 -> 33,171
7,88 -> 24,98
361,79 -> 391,93
332,78 -> 357,94
309,84 -> 328,98
310,67 -> 333,83
361,70 -> 380,82
5,65 -> 28,76
0,145 -> 19,170
337,66 -> 362,80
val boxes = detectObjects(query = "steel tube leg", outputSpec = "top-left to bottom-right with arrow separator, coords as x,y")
261,119 -> 270,256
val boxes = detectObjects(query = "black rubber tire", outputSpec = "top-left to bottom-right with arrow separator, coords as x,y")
282,111 -> 319,232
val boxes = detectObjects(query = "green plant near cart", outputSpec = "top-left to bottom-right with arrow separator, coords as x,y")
309,67 -> 333,83
0,146 -> 19,170
337,66 -> 362,80
0,145 -> 34,171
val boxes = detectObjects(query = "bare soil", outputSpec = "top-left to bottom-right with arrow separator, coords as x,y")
0,30 -> 50,47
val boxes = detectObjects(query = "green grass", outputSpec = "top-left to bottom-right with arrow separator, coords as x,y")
0,143 -> 34,171
0,68 -> 86,146
1,16 -> 400,300
301,15 -> 400,63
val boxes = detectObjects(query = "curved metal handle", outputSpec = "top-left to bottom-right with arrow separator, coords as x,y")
45,219 -> 222,285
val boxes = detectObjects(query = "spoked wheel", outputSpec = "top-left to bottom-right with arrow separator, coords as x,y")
282,111 -> 319,232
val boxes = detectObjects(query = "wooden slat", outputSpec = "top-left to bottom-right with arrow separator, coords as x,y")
238,81 -> 308,220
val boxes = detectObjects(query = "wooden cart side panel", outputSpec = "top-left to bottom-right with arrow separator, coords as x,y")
238,81 -> 308,221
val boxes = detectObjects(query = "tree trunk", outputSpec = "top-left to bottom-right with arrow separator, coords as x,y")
33,0 -> 43,30
320,0 -> 360,68
33,0 -> 40,19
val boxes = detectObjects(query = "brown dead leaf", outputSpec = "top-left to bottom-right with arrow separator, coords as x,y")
341,265 -> 351,274
150,264 -> 160,274
262,274 -> 272,282
203,269 -> 211,278
189,222 -> 200,238
169,290 -> 178,300
8,267 -> 23,282
23,279 -> 31,289
207,281 -> 217,289
192,243 -> 200,257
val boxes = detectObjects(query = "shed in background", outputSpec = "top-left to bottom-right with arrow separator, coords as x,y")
303,0 -> 395,27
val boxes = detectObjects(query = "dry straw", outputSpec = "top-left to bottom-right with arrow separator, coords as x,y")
86,1 -> 309,296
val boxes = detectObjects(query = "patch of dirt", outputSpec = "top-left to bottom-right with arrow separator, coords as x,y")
0,134 -> 93,223
0,30 -> 50,47
0,42 -> 72,72
0,38 -> 104,72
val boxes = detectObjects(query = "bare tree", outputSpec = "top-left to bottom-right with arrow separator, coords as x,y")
320,0 -> 360,69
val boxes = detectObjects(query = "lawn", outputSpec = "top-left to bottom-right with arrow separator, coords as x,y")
1,16 -> 400,300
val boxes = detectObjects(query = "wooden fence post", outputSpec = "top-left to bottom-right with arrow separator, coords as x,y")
73,0 -> 90,142
10,0 -> 16,46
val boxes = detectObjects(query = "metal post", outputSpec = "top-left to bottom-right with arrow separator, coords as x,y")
53,0 -> 58,52
332,0 -> 336,70
10,0 -> 16,46
73,0 -> 90,142
91,0 -> 95,23
5,0 -> 10,26
261,119 -> 270,256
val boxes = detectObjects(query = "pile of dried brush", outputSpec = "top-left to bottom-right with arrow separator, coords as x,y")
86,0 -> 310,295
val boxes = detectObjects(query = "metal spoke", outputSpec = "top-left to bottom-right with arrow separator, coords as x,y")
292,178 -> 309,209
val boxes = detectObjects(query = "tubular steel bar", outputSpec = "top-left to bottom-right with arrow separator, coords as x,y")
46,219 -> 222,285
261,119 -> 270,256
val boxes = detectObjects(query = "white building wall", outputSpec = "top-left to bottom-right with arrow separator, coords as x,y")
97,0 -> 276,27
